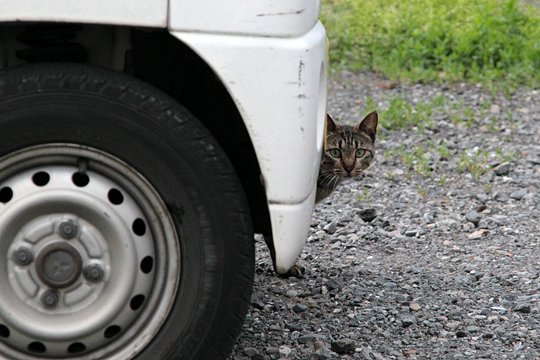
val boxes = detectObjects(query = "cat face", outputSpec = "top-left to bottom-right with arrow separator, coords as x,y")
320,111 -> 378,180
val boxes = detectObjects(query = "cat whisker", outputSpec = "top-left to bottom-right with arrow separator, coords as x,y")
322,174 -> 337,187
332,175 -> 341,188
319,173 -> 333,187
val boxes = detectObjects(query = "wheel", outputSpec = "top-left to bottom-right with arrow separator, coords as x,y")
0,64 -> 254,359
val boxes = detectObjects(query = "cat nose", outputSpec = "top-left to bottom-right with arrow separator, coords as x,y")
343,164 -> 354,173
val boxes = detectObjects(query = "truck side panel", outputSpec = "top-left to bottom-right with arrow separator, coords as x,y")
0,0 -> 166,27
169,0 -> 320,37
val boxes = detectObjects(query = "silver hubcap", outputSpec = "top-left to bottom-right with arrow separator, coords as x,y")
0,144 -> 179,359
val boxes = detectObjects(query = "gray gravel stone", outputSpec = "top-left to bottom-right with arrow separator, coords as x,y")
323,222 -> 337,234
292,304 -> 307,313
510,188 -> 528,200
514,304 -> 532,314
330,338 -> 356,354
467,326 -> 480,334
358,208 -> 377,222
231,71 -> 540,360
493,162 -> 512,176
265,347 -> 279,356
465,210 -> 482,225
285,290 -> 298,298
401,316 -> 416,328
298,334 -> 327,344
278,345 -> 291,357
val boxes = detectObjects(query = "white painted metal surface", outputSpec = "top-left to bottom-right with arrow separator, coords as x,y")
169,0 -> 321,37
0,0 -> 167,27
173,21 -> 327,272
173,21 -> 327,204
269,189 -> 317,273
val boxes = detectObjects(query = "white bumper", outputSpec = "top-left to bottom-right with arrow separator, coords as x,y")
171,22 -> 327,273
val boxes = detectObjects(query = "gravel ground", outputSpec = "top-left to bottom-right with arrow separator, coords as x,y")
231,71 -> 540,360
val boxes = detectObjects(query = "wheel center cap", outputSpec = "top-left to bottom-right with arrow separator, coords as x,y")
36,243 -> 82,288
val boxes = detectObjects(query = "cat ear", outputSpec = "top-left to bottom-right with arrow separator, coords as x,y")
356,111 -> 378,142
326,113 -> 339,132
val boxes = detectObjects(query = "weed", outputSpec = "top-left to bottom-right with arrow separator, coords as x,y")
456,148 -> 490,179
356,188 -> 371,202
375,96 -> 444,131
416,185 -> 429,198
436,141 -> 452,160
437,175 -> 448,186
322,0 -> 540,89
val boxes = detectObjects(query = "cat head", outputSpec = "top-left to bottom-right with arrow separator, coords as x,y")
321,111 -> 378,179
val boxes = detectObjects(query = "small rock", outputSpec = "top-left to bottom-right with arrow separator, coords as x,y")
279,345 -> 292,357
476,193 -> 489,204
323,222 -> 337,234
251,296 -> 265,310
244,347 -> 260,358
360,347 -> 386,360
298,334 -> 326,344
456,330 -> 468,338
467,326 -> 480,334
477,217 -> 499,229
293,304 -> 308,313
313,340 -> 326,350
493,162 -> 511,176
409,302 -> 421,312
445,321 -> 462,330
266,347 -> 280,356
325,279 -> 342,291
402,348 -> 417,357
491,306 -> 507,315
285,322 -> 302,331
330,338 -> 355,354
311,347 -> 337,360
468,229 -> 489,239
285,290 -> 298,298
492,192 -> 509,203
514,304 -> 531,314
510,188 -> 528,200
402,316 -> 416,328
465,210 -> 481,225
358,208 -> 377,222
405,230 -> 419,237
490,104 -> 501,114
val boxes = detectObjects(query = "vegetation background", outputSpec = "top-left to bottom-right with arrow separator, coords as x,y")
321,0 -> 540,90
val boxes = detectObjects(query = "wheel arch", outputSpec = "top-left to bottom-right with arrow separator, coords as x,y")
130,29 -> 272,235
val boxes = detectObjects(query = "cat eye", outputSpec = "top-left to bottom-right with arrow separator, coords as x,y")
328,148 -> 341,158
355,149 -> 366,158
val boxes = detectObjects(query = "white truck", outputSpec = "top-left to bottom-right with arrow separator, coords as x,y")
0,1 -> 327,359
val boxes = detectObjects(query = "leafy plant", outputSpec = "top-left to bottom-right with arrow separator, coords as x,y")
322,0 -> 540,89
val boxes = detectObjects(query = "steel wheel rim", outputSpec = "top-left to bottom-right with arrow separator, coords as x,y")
0,144 -> 180,359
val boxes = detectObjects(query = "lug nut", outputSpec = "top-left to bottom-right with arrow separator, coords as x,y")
84,264 -> 105,282
59,220 -> 78,239
12,247 -> 34,266
41,290 -> 59,307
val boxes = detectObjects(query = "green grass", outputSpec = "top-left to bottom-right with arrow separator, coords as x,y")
375,95 -> 522,180
361,95 -> 441,131
322,0 -> 540,89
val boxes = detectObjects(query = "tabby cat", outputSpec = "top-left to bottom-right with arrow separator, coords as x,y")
265,112 -> 378,277
316,111 -> 378,202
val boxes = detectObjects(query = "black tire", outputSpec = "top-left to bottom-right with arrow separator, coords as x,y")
0,64 -> 254,359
